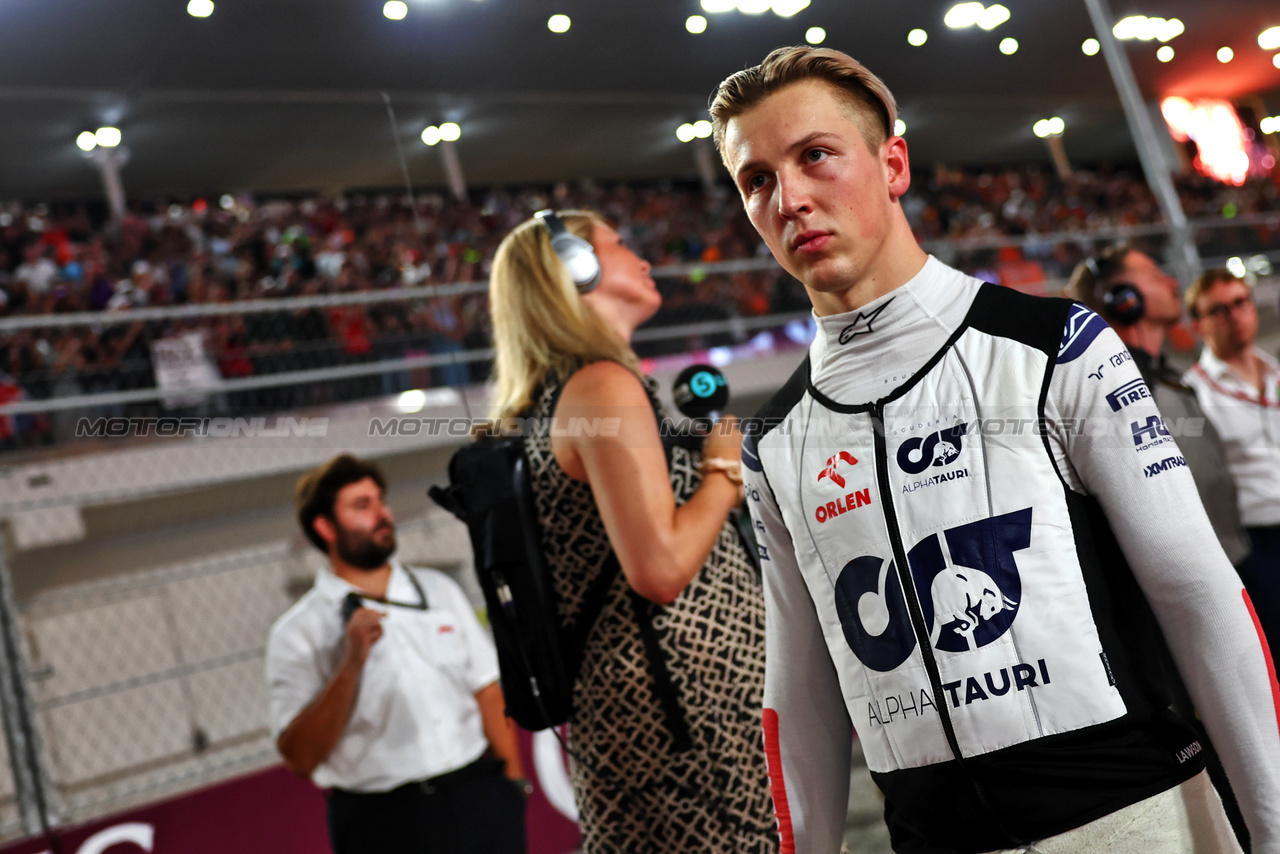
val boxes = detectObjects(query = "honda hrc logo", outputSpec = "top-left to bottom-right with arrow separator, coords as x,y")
1105,379 -> 1150,411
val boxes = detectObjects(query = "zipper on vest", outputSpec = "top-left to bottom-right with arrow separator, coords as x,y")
872,402 -> 1024,847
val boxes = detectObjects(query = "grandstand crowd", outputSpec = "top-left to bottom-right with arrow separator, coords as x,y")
1,166 -> 1278,450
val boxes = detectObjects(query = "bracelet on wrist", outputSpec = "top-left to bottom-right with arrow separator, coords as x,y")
700,457 -> 743,485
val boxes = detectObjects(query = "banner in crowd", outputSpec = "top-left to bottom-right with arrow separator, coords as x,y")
149,331 -> 220,410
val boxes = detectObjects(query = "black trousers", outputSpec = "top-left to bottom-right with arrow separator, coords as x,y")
328,758 -> 526,854
1241,525 -> 1280,653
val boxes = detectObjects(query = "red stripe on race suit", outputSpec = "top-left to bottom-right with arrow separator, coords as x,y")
1243,589 -> 1280,737
762,708 -> 795,854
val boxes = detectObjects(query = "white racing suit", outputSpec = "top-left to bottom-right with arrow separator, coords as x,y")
742,257 -> 1280,854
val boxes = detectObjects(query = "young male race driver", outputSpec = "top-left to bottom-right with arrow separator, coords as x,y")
711,46 -> 1280,854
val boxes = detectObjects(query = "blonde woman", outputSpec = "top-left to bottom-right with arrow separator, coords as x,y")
488,210 -> 777,853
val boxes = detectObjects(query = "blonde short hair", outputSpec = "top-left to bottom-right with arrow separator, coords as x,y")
1185,268 -> 1245,319
488,211 -> 643,419
709,45 -> 898,161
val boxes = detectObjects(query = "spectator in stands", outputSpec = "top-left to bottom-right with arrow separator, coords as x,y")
267,454 -> 528,854
1183,268 -> 1280,651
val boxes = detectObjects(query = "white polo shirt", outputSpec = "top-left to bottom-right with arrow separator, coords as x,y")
1183,346 -> 1280,527
265,560 -> 501,792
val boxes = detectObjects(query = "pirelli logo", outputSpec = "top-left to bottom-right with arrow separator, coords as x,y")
1105,379 -> 1150,412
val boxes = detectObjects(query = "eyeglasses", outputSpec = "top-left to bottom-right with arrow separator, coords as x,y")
1200,296 -> 1254,321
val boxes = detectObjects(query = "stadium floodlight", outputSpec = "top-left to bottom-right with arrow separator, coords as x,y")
1257,26 -> 1280,50
187,0 -> 214,18
1275,54 -> 1280,69
1260,116 -> 1279,135
999,37 -> 1018,55
1082,38 -> 1099,55
737,0 -> 772,14
701,0 -> 736,12
75,132 -> 97,152
676,123 -> 696,143
421,126 -> 442,146
908,29 -> 928,47
439,122 -> 461,142
1033,119 -> 1051,138
1217,46 -> 1234,63
1048,117 -> 1064,135
693,120 -> 713,139
805,26 -> 826,44
1158,19 -> 1183,41
771,0 -> 810,17
1113,16 -> 1184,42
686,15 -> 707,33
894,119 -> 906,135
1157,45 -> 1174,62
383,1 -> 407,20
1033,118 -> 1063,138
944,3 -> 983,29
547,14 -> 571,33
977,4 -> 1010,30
95,127 -> 122,148
1226,257 -> 1247,278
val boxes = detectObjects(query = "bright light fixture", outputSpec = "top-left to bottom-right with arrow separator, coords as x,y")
1113,16 -> 1183,42
771,0 -> 810,17
1157,45 -> 1174,62
944,2 -> 984,29
1226,257 -> 1247,278
737,0 -> 772,14
219,194 -> 235,210
701,0 -> 736,11
676,123 -> 696,143
75,132 -> 97,152
187,0 -> 214,18
1258,26 -> 1280,50
1217,46 -> 1234,63
396,389 -> 427,414
805,26 -> 826,44
547,14 -> 571,33
1082,38 -> 1100,56
383,1 -> 407,20
421,126 -> 442,146
1260,116 -> 1279,135
1275,54 -> 1280,69
439,122 -> 461,142
894,119 -> 906,135
693,120 -> 713,138
977,4 -> 1010,30
1033,118 -> 1064,139
999,37 -> 1018,55
95,127 -> 122,148
686,15 -> 707,33
908,28 -> 928,46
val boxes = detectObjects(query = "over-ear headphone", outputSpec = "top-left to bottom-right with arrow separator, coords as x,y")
1085,255 -> 1145,326
535,209 -> 601,293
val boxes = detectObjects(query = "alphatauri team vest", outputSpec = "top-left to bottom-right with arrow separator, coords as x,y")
748,286 -> 1203,852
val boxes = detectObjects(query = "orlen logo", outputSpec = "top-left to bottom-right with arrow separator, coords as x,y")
818,451 -> 859,488
896,423 -> 966,475
815,488 -> 872,523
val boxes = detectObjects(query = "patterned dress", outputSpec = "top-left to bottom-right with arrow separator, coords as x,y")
523,369 -> 778,854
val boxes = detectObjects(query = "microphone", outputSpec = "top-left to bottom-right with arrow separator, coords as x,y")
672,364 -> 729,423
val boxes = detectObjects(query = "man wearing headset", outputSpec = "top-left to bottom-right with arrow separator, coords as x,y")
713,45 -> 1280,854
1068,247 -> 1251,568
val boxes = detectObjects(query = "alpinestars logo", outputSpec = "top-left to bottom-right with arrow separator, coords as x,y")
818,451 -> 859,488
897,423 -> 970,493
838,299 -> 894,344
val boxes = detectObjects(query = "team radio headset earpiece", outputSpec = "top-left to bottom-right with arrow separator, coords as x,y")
1085,255 -> 1145,326
535,209 -> 601,293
